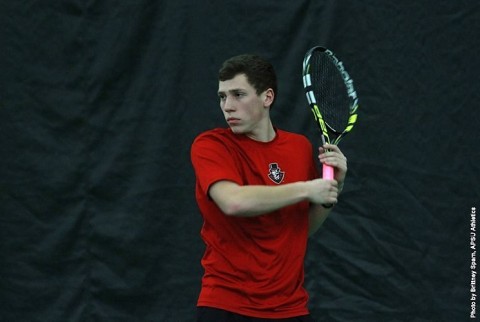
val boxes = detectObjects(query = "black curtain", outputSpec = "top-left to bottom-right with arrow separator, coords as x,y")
1,1 -> 478,321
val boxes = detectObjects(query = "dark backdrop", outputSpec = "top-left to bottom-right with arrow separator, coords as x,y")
1,1 -> 479,321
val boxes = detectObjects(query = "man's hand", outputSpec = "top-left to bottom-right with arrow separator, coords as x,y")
318,143 -> 348,187
305,178 -> 338,205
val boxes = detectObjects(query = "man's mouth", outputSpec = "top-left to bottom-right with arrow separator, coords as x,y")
227,118 -> 240,125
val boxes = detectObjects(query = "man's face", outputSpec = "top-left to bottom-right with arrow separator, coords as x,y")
217,74 -> 271,139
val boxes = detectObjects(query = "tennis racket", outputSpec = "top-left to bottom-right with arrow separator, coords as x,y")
302,46 -> 359,180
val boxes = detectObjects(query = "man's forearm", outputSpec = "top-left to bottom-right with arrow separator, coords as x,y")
308,204 -> 333,236
210,181 -> 311,217
308,181 -> 343,236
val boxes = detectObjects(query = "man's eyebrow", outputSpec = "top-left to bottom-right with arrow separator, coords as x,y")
217,88 -> 245,94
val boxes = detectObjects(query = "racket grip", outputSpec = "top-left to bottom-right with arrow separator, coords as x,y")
322,164 -> 334,180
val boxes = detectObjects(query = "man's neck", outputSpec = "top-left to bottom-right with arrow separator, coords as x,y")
246,120 -> 276,142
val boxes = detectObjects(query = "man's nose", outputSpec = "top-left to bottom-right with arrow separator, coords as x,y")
223,96 -> 235,111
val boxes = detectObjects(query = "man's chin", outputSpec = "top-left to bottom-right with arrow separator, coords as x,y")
229,126 -> 245,134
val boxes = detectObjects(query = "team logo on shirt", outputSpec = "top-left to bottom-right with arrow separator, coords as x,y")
268,163 -> 285,184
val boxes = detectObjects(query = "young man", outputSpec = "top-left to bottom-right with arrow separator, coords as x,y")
191,54 -> 347,321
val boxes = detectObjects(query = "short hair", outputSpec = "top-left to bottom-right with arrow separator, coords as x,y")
219,54 -> 277,108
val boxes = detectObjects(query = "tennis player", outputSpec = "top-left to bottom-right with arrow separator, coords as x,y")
191,54 -> 348,321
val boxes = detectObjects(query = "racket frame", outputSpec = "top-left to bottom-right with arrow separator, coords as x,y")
302,46 -> 359,146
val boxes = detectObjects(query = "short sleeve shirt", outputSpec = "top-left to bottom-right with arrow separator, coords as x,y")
191,128 -> 318,318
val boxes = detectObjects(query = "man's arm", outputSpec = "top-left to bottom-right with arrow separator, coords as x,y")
209,143 -> 347,225
308,204 -> 333,236
209,179 -> 338,217
308,144 -> 348,236
308,182 -> 344,236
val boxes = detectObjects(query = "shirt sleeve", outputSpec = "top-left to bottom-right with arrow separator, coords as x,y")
191,133 -> 243,196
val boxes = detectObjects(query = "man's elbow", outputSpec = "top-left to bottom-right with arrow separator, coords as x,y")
220,200 -> 249,217
210,182 -> 251,217
216,196 -> 258,217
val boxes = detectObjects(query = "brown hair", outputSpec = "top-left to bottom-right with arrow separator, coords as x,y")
219,54 -> 277,108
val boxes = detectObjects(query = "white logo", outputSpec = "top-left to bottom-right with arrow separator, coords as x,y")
268,163 -> 285,184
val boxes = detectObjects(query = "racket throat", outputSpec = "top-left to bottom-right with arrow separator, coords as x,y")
321,134 -> 329,146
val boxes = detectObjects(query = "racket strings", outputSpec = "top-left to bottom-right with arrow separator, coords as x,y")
310,53 -> 351,133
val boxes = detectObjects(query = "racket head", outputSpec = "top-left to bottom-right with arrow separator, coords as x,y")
303,46 -> 358,145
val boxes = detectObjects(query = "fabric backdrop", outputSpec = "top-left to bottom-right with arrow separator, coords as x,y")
0,1 -> 479,321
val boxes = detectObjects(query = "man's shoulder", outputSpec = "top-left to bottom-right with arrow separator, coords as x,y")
276,128 -> 311,144
195,128 -> 230,139
193,128 -> 233,145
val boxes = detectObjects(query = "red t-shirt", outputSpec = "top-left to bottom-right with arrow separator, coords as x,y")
190,128 -> 318,318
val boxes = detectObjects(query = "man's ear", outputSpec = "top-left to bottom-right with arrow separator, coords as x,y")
263,88 -> 275,108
